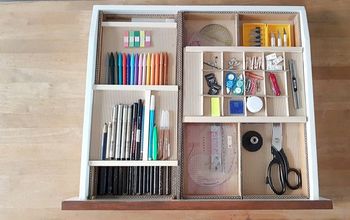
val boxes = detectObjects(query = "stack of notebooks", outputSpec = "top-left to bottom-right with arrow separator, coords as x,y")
97,166 -> 171,196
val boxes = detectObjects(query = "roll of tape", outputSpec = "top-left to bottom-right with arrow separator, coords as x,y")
242,131 -> 263,152
246,96 -> 263,113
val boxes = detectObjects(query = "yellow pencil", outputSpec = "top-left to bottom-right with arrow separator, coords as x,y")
146,53 -> 151,85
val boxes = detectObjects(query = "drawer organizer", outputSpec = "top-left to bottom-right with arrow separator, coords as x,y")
62,5 -> 333,210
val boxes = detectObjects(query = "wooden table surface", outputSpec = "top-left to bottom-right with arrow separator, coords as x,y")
0,1 -> 349,219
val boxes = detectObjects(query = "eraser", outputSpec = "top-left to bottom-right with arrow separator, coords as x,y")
129,31 -> 135,48
134,31 -> 140,47
140,31 -> 145,47
211,97 -> 220,117
145,31 -> 151,47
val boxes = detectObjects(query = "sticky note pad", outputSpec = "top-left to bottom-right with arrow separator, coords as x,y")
140,31 -> 145,47
134,31 -> 140,47
229,100 -> 244,114
123,31 -> 129,48
129,31 -> 135,48
211,97 -> 220,117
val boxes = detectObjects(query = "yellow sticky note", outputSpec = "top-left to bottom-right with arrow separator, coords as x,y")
140,31 -> 145,48
211,97 -> 220,117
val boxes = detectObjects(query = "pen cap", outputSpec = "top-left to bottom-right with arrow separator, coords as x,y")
150,95 -> 155,110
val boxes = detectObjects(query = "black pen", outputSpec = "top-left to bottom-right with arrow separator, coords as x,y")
136,99 -> 143,160
101,123 -> 108,160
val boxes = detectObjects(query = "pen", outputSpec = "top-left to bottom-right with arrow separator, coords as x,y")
121,105 -> 128,159
130,53 -> 134,85
101,123 -> 108,160
115,104 -> 123,160
110,105 -> 118,159
148,95 -> 155,160
150,53 -> 155,85
146,53 -> 151,85
136,99 -> 143,160
163,110 -> 170,160
283,28 -> 288,46
131,103 -> 138,160
135,53 -> 139,85
114,52 -> 118,85
142,53 -> 147,85
163,52 -> 168,85
159,52 -> 163,85
125,105 -> 132,160
127,54 -> 130,85
106,122 -> 112,159
122,53 -> 127,85
152,125 -> 158,160
155,53 -> 160,85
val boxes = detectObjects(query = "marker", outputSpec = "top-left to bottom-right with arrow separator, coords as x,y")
163,52 -> 168,85
148,95 -> 155,160
118,53 -> 122,85
146,53 -> 151,85
127,54 -> 130,85
122,53 -> 127,85
142,53 -> 147,85
150,53 -> 155,85
159,52 -> 163,85
155,53 -> 160,85
138,53 -> 143,85
135,53 -> 139,85
130,53 -> 134,85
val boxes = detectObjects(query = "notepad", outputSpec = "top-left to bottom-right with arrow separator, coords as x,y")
211,97 -> 220,117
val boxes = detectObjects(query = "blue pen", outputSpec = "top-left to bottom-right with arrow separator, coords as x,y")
126,54 -> 130,85
130,53 -> 134,85
148,95 -> 155,160
118,53 -> 122,85
134,53 -> 139,85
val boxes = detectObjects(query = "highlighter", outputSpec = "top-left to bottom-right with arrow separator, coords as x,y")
148,95 -> 155,160
152,125 -> 158,160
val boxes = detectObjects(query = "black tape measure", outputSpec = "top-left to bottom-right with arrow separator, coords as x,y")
242,131 -> 263,152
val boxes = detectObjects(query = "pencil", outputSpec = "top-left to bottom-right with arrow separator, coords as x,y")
150,53 -> 155,85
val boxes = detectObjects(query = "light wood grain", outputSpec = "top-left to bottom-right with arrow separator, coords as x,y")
0,0 -> 349,219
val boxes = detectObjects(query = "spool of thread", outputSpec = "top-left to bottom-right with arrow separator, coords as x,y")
242,131 -> 263,152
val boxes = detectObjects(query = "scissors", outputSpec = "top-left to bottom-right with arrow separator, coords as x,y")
266,123 -> 302,195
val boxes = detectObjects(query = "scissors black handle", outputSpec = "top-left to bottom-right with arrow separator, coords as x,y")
266,146 -> 302,195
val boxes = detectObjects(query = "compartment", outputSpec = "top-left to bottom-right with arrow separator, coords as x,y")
285,52 -> 306,116
245,52 -> 264,70
223,52 -> 243,70
183,12 -> 237,46
224,97 -> 245,116
203,52 -> 223,70
98,17 -> 178,85
151,91 -> 178,160
90,90 -> 146,160
246,96 -> 266,116
239,13 -> 301,47
266,97 -> 289,116
265,71 -> 288,96
265,52 -> 285,71
242,23 -> 266,47
203,96 -> 222,117
241,123 -> 308,198
266,24 -> 292,47
244,70 -> 265,96
223,71 -> 244,96
183,123 -> 240,198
